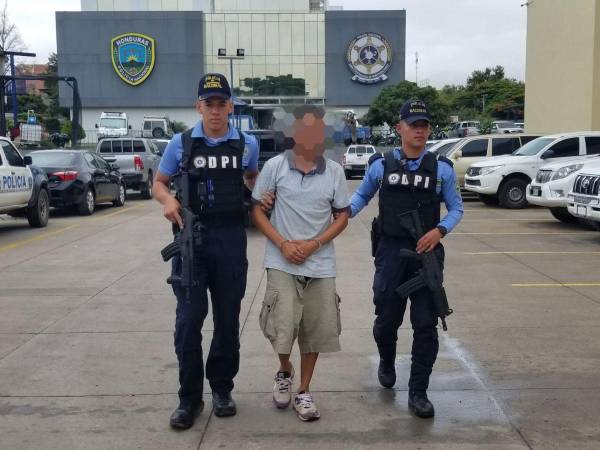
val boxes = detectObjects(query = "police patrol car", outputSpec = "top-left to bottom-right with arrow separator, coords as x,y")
0,137 -> 49,227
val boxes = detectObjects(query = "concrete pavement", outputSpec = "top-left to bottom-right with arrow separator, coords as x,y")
1,185 -> 600,449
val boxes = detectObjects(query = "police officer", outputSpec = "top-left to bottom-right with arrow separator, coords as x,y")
350,99 -> 463,418
154,73 -> 259,429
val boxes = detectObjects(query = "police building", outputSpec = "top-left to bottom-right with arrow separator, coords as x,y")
57,0 -> 406,131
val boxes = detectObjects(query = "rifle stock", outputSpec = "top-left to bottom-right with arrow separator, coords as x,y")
393,210 -> 454,331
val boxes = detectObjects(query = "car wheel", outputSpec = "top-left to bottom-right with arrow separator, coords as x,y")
78,187 -> 95,216
141,173 -> 153,199
152,127 -> 165,138
27,188 -> 49,228
549,207 -> 578,224
498,178 -> 529,209
478,194 -> 499,206
113,183 -> 126,207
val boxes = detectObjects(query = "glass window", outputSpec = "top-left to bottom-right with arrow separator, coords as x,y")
437,141 -> 458,157
121,140 -> 134,153
93,154 -> 110,170
585,136 -> 600,155
520,135 -> 539,145
133,140 -> 146,153
347,147 -> 356,154
1,141 -> 24,166
83,153 -> 95,168
99,140 -> 112,152
252,20 -> 266,55
491,138 -> 520,156
291,21 -> 304,55
113,140 -> 124,153
546,138 -> 579,158
461,139 -> 488,157
30,152 -> 78,167
143,121 -> 151,130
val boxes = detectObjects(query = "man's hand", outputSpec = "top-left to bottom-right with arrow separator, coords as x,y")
260,190 -> 276,213
164,197 -> 183,229
416,228 -> 443,254
281,241 -> 306,265
291,240 -> 320,259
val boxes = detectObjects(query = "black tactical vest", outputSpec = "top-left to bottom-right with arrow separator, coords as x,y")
378,150 -> 441,238
180,129 -> 246,223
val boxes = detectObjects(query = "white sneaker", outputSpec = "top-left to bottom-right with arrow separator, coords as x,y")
293,392 -> 321,421
272,369 -> 294,409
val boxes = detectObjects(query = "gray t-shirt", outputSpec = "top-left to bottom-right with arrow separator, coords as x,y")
252,152 -> 350,278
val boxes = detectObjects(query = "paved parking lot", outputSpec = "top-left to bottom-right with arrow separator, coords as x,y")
1,183 -> 600,450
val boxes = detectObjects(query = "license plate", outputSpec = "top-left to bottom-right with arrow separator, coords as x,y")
573,195 -> 592,205
577,205 -> 588,217
530,186 -> 541,196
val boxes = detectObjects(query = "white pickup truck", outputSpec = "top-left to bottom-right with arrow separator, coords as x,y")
464,132 -> 600,208
96,137 -> 161,199
0,137 -> 49,227
342,144 -> 377,179
568,167 -> 600,228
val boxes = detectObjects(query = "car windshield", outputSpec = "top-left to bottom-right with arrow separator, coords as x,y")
154,141 -> 168,153
513,137 -> 554,156
355,146 -> 368,154
30,152 -> 79,167
438,141 -> 460,157
496,122 -> 515,128
100,118 -> 126,129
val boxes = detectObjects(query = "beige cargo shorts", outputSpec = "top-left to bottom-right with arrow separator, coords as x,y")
259,269 -> 342,354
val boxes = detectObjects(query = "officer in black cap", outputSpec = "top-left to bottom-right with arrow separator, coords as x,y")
349,99 -> 464,418
154,73 -> 259,429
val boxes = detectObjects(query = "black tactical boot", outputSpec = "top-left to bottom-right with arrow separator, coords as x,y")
378,358 -> 396,388
408,390 -> 435,418
212,391 -> 237,417
169,400 -> 204,430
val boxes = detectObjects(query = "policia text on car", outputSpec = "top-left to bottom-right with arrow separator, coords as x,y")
350,99 -> 464,418
153,73 -> 259,430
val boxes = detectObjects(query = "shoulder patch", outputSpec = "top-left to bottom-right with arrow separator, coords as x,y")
437,155 -> 454,167
368,152 -> 384,166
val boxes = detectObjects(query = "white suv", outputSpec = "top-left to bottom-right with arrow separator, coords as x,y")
464,132 -> 600,208
342,144 -> 376,179
527,153 -> 600,223
568,168 -> 600,227
0,137 -> 50,227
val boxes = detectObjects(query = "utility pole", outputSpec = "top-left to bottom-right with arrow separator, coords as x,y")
415,52 -> 419,85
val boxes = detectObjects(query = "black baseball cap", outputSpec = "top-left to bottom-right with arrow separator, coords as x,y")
197,73 -> 231,100
399,99 -> 431,124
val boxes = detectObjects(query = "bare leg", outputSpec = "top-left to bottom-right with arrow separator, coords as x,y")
298,352 -> 319,392
278,354 -> 293,373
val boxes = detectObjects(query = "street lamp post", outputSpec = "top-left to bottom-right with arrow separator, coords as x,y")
217,48 -> 245,94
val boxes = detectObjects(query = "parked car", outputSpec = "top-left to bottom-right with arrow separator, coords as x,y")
29,150 -> 126,216
464,132 -> 600,208
342,144 -> 377,178
96,138 -> 160,199
0,137 -> 49,227
427,138 -> 461,155
526,152 -> 600,223
445,134 -> 540,191
448,121 -> 480,138
142,116 -> 174,139
567,167 -> 600,228
152,139 -> 170,156
491,121 -> 523,134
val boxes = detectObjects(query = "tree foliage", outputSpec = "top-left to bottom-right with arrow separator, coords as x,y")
365,66 -> 525,127
0,1 -> 25,54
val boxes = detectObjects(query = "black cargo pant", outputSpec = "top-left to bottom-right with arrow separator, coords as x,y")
170,223 -> 248,407
372,235 -> 444,392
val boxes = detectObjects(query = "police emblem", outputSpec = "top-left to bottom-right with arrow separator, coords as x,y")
346,32 -> 393,84
193,156 -> 207,169
111,33 -> 156,86
388,173 -> 401,185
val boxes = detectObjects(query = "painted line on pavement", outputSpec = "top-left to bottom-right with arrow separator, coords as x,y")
88,203 -> 146,221
512,283 -> 600,288
0,224 -> 80,253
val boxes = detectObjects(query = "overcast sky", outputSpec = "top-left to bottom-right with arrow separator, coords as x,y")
8,0 -> 527,87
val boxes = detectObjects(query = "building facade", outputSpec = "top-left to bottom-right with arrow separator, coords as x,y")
57,0 -> 405,131
524,0 -> 600,134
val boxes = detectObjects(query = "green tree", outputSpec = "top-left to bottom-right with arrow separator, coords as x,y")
363,81 -> 450,127
172,120 -> 187,133
44,52 -> 70,119
239,75 -> 306,96
61,120 -> 86,142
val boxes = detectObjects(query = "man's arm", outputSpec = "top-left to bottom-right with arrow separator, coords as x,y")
242,133 -> 260,190
244,169 -> 259,190
154,171 -> 183,229
350,160 -> 383,217
251,203 -> 306,265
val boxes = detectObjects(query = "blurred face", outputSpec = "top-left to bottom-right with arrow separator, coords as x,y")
293,112 -> 326,157
196,97 -> 233,133
396,119 -> 431,151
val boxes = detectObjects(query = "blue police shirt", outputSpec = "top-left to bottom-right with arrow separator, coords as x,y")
350,148 -> 464,233
158,120 -> 259,176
